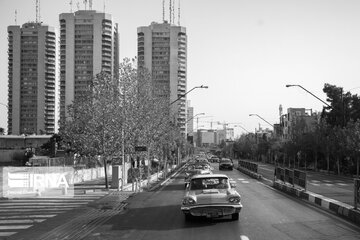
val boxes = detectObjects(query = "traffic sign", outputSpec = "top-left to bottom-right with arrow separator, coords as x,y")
135,146 -> 147,152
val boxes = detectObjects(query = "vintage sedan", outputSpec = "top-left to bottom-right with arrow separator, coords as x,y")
181,174 -> 242,221
184,167 -> 212,187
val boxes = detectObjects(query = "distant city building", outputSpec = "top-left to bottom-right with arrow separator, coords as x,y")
196,129 -> 216,147
59,10 -> 119,122
186,100 -> 193,135
216,128 -> 234,144
7,22 -> 58,135
137,21 -> 187,136
280,108 -> 318,140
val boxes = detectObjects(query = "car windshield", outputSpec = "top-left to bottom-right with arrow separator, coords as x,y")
190,177 -> 229,190
220,159 -> 232,163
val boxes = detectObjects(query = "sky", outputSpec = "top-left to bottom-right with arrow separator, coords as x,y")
1,0 -> 360,137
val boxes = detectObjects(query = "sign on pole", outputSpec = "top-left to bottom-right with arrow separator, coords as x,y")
135,146 -> 147,152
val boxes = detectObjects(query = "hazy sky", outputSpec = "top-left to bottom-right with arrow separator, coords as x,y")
1,0 -> 360,136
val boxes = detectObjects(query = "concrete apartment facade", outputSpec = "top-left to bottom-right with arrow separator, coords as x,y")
137,21 -> 187,136
7,22 -> 58,135
280,108 -> 318,140
59,10 -> 119,122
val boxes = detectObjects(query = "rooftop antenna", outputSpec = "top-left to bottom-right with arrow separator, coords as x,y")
103,0 -> 106,12
35,0 -> 39,23
172,0 -> 175,24
70,0 -> 73,12
162,0 -> 165,22
169,0 -> 172,24
76,1 -> 80,10
89,0 -> 92,10
83,0 -> 88,10
15,10 -> 17,25
178,0 -> 180,25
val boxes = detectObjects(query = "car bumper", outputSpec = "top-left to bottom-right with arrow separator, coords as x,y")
219,165 -> 233,169
181,204 -> 242,218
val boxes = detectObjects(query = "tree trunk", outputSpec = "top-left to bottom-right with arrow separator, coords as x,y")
326,153 -> 330,173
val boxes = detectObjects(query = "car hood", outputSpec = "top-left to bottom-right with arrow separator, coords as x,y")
186,189 -> 238,204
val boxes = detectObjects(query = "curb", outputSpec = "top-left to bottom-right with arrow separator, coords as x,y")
273,180 -> 360,226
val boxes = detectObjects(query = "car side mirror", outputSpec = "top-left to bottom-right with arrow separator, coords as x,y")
230,180 -> 236,188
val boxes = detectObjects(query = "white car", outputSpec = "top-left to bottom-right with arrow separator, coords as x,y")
181,174 -> 242,221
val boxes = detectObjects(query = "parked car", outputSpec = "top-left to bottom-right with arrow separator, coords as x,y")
181,174 -> 242,220
219,158 -> 234,170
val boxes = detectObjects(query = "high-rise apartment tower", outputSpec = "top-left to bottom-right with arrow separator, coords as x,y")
7,22 -> 58,135
59,10 -> 119,122
137,21 -> 187,135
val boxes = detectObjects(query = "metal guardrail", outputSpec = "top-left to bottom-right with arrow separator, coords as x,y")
275,166 -> 307,190
238,160 -> 258,173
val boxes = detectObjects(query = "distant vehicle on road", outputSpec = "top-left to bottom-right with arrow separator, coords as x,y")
219,158 -> 234,170
181,174 -> 242,221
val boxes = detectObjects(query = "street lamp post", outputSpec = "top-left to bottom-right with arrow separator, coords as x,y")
169,85 -> 208,105
285,84 -> 331,108
249,114 -> 274,128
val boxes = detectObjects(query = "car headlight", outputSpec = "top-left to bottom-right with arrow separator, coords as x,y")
182,197 -> 196,205
228,196 -> 241,203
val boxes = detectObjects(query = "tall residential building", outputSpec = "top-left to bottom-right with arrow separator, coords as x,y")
186,100 -> 194,135
59,10 -> 119,122
7,22 -> 58,135
137,21 -> 187,135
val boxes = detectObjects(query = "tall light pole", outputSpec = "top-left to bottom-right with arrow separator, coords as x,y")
285,84 -> 331,108
249,114 -> 274,128
169,85 -> 208,105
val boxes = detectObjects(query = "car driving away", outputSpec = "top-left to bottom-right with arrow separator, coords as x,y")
219,158 -> 234,170
181,174 -> 242,221
184,163 -> 212,187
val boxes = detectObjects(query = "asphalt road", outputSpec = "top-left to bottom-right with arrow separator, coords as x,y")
255,162 -> 355,205
85,163 -> 360,240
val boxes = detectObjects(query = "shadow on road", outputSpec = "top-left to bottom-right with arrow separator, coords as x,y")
106,204 -> 237,231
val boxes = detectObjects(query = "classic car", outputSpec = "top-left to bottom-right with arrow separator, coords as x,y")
181,174 -> 242,221
219,158 -> 234,170
184,166 -> 212,187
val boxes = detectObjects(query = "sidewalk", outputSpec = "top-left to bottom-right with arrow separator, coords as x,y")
7,164 -> 186,240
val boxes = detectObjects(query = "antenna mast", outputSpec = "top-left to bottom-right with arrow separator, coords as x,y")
15,10 -> 17,25
162,0 -> 165,22
70,0 -> 73,12
89,0 -> 92,10
178,0 -> 180,25
172,0 -> 175,24
169,0 -> 172,24
83,0 -> 88,10
103,0 -> 106,12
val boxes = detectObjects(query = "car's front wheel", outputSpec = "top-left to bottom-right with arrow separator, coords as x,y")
231,213 -> 239,221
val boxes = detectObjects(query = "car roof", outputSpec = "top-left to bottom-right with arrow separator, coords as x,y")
190,173 -> 229,180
